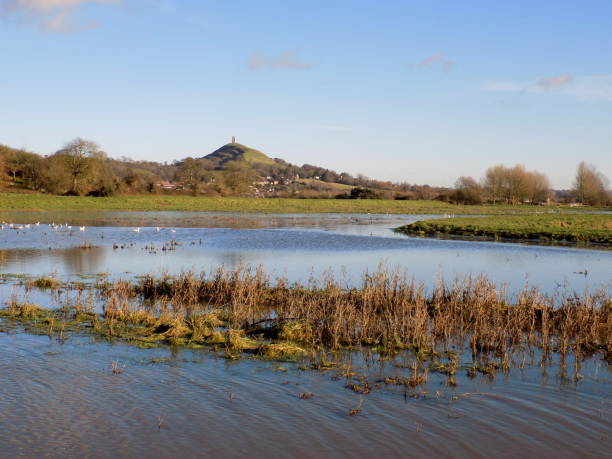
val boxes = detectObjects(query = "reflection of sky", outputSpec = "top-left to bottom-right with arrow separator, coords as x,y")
0,226 -> 612,291
0,214 -> 610,295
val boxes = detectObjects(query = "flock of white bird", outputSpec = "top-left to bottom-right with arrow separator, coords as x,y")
0,222 -> 177,233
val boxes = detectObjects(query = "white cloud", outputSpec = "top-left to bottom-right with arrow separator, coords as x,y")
2,0 -> 120,32
537,73 -> 572,89
484,74 -> 612,101
248,50 -> 311,70
415,52 -> 453,72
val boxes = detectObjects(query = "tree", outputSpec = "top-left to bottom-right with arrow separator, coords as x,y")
37,155 -> 72,194
88,155 -> 120,196
451,176 -> 483,204
348,187 -> 380,199
55,138 -> 103,195
484,164 -> 550,204
524,171 -> 550,204
573,162 -> 610,206
177,157 -> 207,195
222,161 -> 257,196
483,165 -> 506,203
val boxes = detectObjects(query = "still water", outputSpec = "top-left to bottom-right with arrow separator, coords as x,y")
0,211 -> 610,294
0,211 -> 610,458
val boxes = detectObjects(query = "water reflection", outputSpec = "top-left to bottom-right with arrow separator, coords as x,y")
0,212 -> 610,294
0,208 -> 609,457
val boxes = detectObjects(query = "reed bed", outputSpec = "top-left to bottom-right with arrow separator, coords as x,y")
3,266 -> 610,369
97,267 -> 609,358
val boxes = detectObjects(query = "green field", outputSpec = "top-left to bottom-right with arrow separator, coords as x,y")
396,214 -> 612,245
0,192 -> 608,215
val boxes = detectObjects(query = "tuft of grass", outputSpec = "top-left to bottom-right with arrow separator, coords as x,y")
259,343 -> 306,361
29,276 -> 60,290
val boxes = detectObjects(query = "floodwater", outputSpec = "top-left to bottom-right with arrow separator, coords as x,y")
0,211 -> 610,294
0,211 -> 610,458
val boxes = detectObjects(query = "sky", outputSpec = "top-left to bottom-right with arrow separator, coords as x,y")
0,0 -> 611,188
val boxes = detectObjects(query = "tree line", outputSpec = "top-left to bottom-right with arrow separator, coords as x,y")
442,163 -> 609,206
0,138 -> 609,205
0,138 -> 445,198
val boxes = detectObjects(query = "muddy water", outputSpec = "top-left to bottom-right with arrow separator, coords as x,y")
0,211 -> 610,457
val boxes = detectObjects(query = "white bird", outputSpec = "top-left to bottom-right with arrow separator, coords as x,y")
132,227 -> 140,232
170,229 -> 176,233
156,227 -> 160,232
35,222 -> 40,226
79,226 -> 86,232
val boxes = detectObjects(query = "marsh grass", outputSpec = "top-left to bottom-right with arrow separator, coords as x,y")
397,214 -> 612,245
28,276 -> 60,290
1,265 -> 610,389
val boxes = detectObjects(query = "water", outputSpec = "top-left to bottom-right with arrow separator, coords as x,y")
0,211 -> 610,295
0,211 -> 610,457
0,333 -> 609,458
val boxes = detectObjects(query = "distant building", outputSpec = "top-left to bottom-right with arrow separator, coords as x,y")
155,181 -> 183,191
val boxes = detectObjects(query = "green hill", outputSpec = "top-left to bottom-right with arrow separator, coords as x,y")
201,142 -> 277,169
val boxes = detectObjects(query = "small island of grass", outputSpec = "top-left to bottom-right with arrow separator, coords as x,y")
396,214 -> 612,247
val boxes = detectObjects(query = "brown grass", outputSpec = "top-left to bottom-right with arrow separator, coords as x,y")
3,266 -> 610,375
94,266 -> 609,361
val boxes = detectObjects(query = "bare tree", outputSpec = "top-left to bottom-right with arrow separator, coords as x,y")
574,162 -> 609,205
451,176 -> 483,204
525,171 -> 550,204
56,138 -> 102,195
484,164 -> 550,204
483,165 -> 506,204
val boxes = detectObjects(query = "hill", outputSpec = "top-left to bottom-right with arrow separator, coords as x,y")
201,142 -> 276,169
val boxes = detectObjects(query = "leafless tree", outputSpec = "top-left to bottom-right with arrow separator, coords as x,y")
56,138 -> 103,195
574,162 -> 609,205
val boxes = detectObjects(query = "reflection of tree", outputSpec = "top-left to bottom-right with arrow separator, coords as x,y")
0,247 -> 109,275
0,250 -> 10,268
61,247 -> 107,274
0,249 -> 43,270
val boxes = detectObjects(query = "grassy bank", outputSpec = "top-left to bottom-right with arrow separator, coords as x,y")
0,192 -> 607,214
2,268 -> 610,389
396,214 -> 612,245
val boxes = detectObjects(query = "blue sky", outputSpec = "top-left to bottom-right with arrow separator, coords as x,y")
1,0 -> 611,188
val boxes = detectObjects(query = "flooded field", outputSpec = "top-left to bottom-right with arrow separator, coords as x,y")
0,211 -> 610,293
0,211 -> 610,458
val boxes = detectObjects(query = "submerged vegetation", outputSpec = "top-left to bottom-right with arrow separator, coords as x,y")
1,266 -> 609,390
397,214 -> 612,246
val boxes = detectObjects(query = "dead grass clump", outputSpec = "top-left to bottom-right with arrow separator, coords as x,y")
5,301 -> 46,320
225,329 -> 259,357
276,320 -> 311,343
29,276 -> 60,290
259,343 -> 306,361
